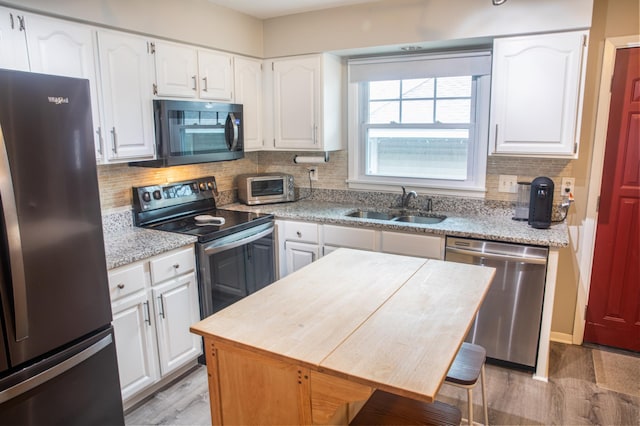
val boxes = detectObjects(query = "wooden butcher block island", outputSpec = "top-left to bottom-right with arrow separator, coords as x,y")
190,248 -> 496,425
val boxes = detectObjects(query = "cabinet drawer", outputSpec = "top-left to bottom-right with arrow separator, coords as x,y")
381,232 -> 444,260
150,246 -> 196,284
109,263 -> 146,301
283,221 -> 318,244
323,225 -> 376,250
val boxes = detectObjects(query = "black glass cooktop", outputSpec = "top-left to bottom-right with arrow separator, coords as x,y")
147,209 -> 273,243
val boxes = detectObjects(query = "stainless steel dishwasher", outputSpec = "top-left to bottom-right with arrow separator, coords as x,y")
445,237 -> 548,369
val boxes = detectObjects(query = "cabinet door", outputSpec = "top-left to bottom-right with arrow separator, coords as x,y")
152,272 -> 201,376
490,31 -> 587,157
23,14 -> 103,160
284,241 -> 319,276
234,56 -> 263,150
96,30 -> 155,161
198,50 -> 233,101
272,56 -> 319,149
153,41 -> 198,98
111,291 -> 159,401
0,7 -> 28,71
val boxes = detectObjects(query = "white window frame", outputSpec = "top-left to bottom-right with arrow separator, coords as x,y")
347,52 -> 491,198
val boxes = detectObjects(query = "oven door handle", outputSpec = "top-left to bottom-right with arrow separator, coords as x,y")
203,224 -> 273,255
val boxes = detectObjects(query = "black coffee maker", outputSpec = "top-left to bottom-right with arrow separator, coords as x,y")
528,176 -> 554,229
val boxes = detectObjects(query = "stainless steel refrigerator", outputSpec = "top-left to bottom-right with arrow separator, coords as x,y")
0,70 -> 124,424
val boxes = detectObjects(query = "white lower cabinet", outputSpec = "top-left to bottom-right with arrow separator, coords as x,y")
152,272 -> 201,376
380,231 -> 445,259
277,220 -> 444,278
323,225 -> 376,255
111,288 -> 159,401
284,241 -> 320,274
109,245 -> 201,406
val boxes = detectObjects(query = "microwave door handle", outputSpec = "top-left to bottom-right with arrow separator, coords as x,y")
226,113 -> 239,151
0,126 -> 29,341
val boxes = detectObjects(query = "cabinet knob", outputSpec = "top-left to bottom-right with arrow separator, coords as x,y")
173,263 -> 180,269
296,231 -> 302,237
117,283 -> 125,289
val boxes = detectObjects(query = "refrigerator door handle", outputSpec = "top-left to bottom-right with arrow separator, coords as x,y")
0,334 -> 113,404
0,125 -> 29,341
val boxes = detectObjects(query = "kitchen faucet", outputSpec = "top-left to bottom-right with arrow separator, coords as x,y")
401,186 -> 417,208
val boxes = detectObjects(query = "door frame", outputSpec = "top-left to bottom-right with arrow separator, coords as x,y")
572,35 -> 640,344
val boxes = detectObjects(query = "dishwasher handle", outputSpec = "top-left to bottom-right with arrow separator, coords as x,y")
446,246 -> 547,265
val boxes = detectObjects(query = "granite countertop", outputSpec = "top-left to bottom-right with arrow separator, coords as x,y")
221,200 -> 569,248
102,197 -> 569,271
102,210 -> 197,270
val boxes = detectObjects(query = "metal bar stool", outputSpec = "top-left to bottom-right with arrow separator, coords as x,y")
350,390 -> 462,426
444,342 -> 489,425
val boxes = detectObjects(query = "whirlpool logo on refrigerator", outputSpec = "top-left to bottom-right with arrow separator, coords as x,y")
47,96 -> 69,105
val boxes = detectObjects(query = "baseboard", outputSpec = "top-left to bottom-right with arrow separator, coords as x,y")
550,331 -> 573,344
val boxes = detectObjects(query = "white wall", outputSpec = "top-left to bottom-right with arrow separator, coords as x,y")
0,0 -> 264,57
263,0 -> 593,57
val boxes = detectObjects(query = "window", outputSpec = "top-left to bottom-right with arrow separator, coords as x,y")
347,51 -> 491,197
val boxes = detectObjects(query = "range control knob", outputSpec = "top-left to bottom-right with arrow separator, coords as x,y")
199,182 -> 207,191
190,182 -> 199,192
152,190 -> 162,200
207,181 -> 214,190
142,191 -> 151,202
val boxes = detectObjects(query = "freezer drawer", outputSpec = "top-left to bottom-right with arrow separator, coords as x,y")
445,237 -> 548,369
0,327 -> 124,425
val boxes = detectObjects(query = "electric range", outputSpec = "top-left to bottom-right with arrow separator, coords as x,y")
132,176 -> 273,243
133,176 -> 278,333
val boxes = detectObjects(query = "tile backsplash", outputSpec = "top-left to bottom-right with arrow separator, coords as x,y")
97,150 -> 574,211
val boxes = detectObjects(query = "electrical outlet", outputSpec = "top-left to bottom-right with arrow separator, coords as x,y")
561,177 -> 575,196
498,175 -> 518,193
308,167 -> 318,181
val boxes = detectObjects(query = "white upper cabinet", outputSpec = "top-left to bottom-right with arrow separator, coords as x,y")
152,41 -> 198,98
489,31 -> 588,158
234,56 -> 263,151
266,53 -> 343,151
152,40 -> 233,101
198,49 -> 233,101
96,30 -> 155,162
0,7 -> 29,71
23,14 -> 103,160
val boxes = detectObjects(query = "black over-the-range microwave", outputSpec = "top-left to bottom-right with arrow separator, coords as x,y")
129,99 -> 243,168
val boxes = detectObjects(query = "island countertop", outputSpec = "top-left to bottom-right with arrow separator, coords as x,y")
221,200 -> 569,248
191,248 -> 496,425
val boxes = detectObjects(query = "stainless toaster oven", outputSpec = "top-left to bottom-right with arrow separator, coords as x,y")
236,173 -> 294,205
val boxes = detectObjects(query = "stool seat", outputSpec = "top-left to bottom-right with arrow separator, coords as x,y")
443,342 -> 489,425
446,342 -> 486,385
350,390 -> 462,426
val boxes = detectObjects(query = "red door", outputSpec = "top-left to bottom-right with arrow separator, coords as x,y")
584,47 -> 640,351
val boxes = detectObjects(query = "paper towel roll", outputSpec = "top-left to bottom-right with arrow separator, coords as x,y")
293,153 -> 329,164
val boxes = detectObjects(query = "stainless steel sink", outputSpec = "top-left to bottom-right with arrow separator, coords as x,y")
345,210 -> 394,220
391,215 -> 446,224
345,210 -> 446,224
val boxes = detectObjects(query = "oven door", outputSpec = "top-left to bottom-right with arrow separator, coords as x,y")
197,222 -> 275,318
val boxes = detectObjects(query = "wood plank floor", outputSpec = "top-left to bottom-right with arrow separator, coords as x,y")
125,342 -> 639,425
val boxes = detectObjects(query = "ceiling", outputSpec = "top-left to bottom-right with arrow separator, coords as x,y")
206,0 -> 381,19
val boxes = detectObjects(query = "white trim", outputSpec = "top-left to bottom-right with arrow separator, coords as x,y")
572,35 -> 640,345
534,248 -> 559,382
550,331 -> 574,345
347,71 -> 490,195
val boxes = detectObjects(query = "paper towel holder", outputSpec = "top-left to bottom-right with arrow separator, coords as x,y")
293,152 -> 330,164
